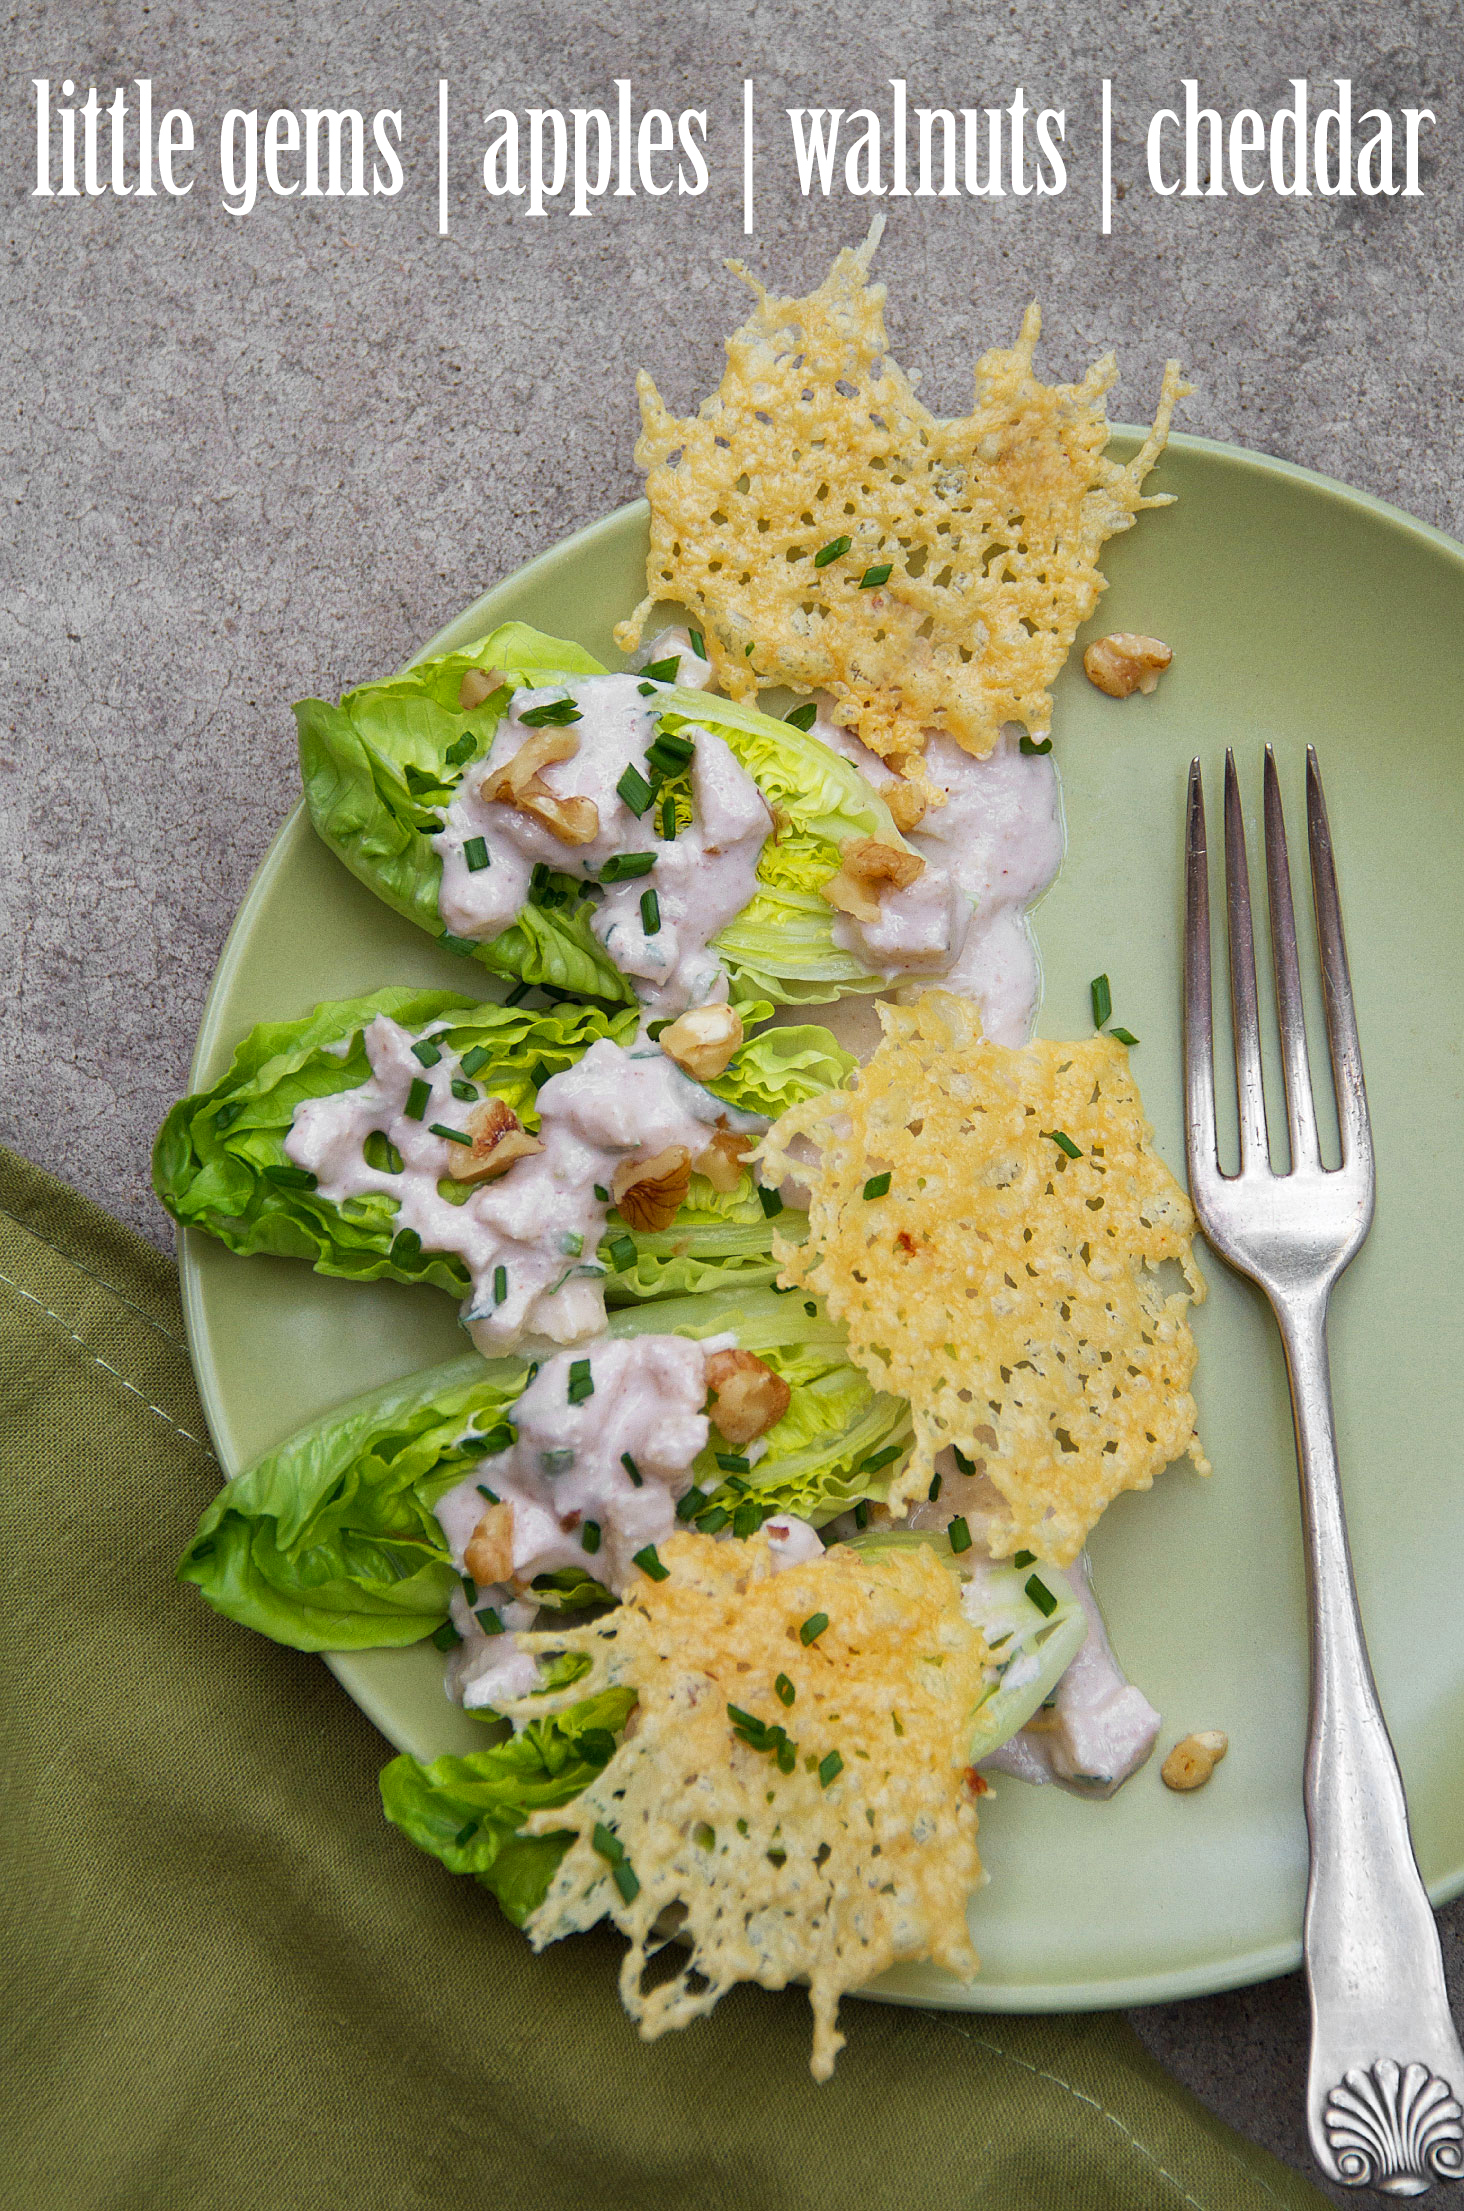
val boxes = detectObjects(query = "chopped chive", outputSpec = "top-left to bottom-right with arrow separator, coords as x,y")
744,641 -> 755,656
462,1576 -> 478,1604
774,1674 -> 796,1708
660,794 -> 676,840
567,1358 -> 595,1404
697,1505 -> 730,1534
633,1544 -> 669,1581
799,1612 -> 829,1646
758,1185 -> 783,1219
582,1520 -> 602,1555
1090,974 -> 1113,1030
616,764 -> 654,815
438,930 -> 478,956
412,1039 -> 443,1067
454,1820 -> 479,1846
607,1233 -> 637,1272
1019,735 -> 1053,756
460,1046 -> 492,1078
775,1739 -> 796,1774
814,535 -> 852,568
723,1475 -> 750,1496
464,835 -> 490,873
948,1516 -> 973,1554
716,1451 -> 751,1474
640,888 -> 661,935
612,1860 -> 640,1903
646,739 -> 694,780
804,1301 -> 818,1317
492,1264 -> 508,1306
263,1163 -> 317,1190
858,562 -> 893,589
676,1488 -> 708,1522
593,1184 -> 609,1202
818,1750 -> 844,1787
1042,1129 -> 1083,1159
648,728 -> 695,764
620,1452 -> 643,1487
927,1471 -> 943,1502
529,1060 -> 550,1089
784,701 -> 818,731
445,729 -> 478,766
642,655 -> 680,682
475,1607 -> 503,1636
688,628 -> 705,658
952,1446 -> 975,1477
859,1443 -> 903,1473
1013,1548 -> 1037,1569
862,1172 -> 891,1200
646,1018 -> 671,1040
519,697 -> 582,727
731,1500 -> 762,1538
1109,1026 -> 1140,1048
503,981 -> 532,1006
389,1226 -> 420,1260
637,681 -> 656,696
560,1230 -> 584,1257
404,1078 -> 431,1121
592,1822 -> 624,1864
1025,1573 -> 1058,1618
468,1423 -> 514,1458
854,1500 -> 869,1529
451,1079 -> 478,1102
430,1122 -> 473,1145
540,1448 -> 574,1475
599,850 -> 657,882
475,1483 -> 499,1503
431,1621 -> 462,1650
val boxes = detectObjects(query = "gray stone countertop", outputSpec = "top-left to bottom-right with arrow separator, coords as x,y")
4,3 -> 1460,2198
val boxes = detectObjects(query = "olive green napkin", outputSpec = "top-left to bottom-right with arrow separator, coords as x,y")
0,1143 -> 1328,2211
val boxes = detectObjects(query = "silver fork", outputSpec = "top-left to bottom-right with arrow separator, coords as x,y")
1184,747 -> 1464,2197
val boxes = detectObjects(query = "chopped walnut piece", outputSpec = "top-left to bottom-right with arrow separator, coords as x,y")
1161,1729 -> 1228,1791
704,1347 -> 792,1444
465,1500 -> 515,1586
458,667 -> 500,710
885,781 -> 928,833
611,1145 -> 692,1232
822,836 -> 926,925
1082,633 -> 1173,700
694,1127 -> 754,1194
448,1097 -> 546,1185
484,727 -> 601,846
659,1004 -> 744,1082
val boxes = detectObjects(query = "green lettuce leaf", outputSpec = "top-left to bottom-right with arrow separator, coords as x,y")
848,1530 -> 1089,1760
378,1687 -> 636,1926
177,1287 -> 904,1650
154,990 -> 848,1308
297,621 -> 912,1008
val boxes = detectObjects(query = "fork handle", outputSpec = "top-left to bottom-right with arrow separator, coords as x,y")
1277,1292 -> 1464,2194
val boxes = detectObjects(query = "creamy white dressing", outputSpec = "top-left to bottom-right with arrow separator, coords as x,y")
809,709 -> 1063,1045
283,1016 -> 763,1350
433,669 -> 769,1016
978,1553 -> 1160,1795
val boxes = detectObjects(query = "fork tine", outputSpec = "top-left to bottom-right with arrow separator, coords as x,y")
1263,747 -> 1321,1171
1305,748 -> 1372,1167
1223,750 -> 1271,1171
1183,759 -> 1219,1181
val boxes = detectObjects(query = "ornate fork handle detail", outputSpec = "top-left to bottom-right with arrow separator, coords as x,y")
1184,750 -> 1464,2195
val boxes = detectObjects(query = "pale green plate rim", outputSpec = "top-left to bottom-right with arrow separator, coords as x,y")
178,429 -> 1464,2013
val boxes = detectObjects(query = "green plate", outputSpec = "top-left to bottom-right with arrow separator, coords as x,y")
178,433 -> 1464,2011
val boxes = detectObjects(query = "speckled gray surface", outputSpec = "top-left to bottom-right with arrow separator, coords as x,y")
4,2 -> 1461,2197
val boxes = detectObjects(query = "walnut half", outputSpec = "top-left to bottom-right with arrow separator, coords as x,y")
611,1145 -> 692,1232
821,836 -> 925,925
484,727 -> 600,846
704,1347 -> 791,1444
1082,633 -> 1173,699
658,1004 -> 744,1082
465,1500 -> 515,1586
694,1126 -> 754,1193
447,1098 -> 545,1185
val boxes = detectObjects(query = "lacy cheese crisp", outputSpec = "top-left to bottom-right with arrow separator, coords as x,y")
616,222 -> 1187,767
759,992 -> 1207,1559
515,1530 -> 988,2079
